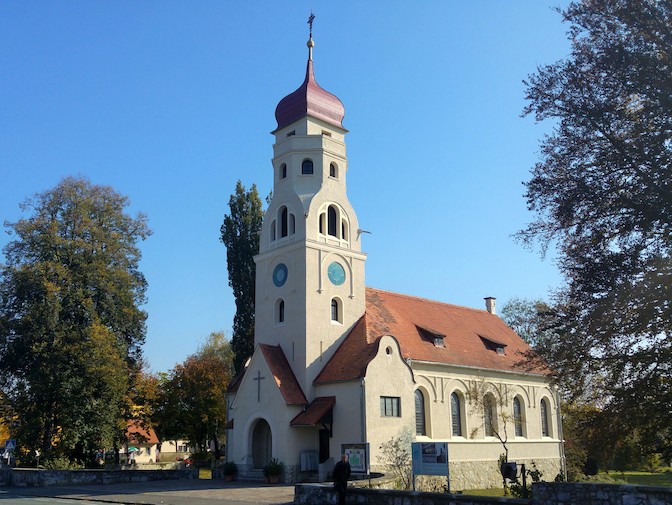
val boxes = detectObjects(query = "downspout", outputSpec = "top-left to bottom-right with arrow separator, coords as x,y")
360,378 -> 367,443
555,385 -> 567,481
361,377 -> 369,483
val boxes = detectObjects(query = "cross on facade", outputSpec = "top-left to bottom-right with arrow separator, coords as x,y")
253,370 -> 265,402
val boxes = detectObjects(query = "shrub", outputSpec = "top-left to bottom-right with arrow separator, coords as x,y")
263,458 -> 283,477
223,461 -> 237,476
42,456 -> 84,470
377,427 -> 413,490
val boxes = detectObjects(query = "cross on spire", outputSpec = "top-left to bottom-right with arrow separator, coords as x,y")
308,12 -> 315,37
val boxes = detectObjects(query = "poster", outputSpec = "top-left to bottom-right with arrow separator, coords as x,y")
341,443 -> 368,474
411,442 -> 448,476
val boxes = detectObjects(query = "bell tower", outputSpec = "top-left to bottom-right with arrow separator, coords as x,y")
254,18 -> 367,396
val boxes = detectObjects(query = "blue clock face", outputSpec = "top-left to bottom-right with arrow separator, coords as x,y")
273,263 -> 288,287
327,262 -> 346,286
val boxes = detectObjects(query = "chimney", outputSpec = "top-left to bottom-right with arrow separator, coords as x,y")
484,297 -> 496,315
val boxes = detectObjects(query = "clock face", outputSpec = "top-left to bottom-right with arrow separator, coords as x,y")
273,263 -> 288,287
327,261 -> 346,286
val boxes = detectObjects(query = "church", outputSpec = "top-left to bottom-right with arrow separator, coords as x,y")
225,23 -> 564,490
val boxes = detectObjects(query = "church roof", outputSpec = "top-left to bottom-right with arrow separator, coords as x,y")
290,396 -> 335,426
274,38 -> 345,131
259,343 -> 308,405
315,288 -> 546,384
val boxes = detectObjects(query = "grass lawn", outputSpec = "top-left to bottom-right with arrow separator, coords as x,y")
457,471 -> 672,496
459,488 -> 506,497
601,470 -> 672,487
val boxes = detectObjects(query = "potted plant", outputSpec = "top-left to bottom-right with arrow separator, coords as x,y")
223,461 -> 237,481
263,458 -> 284,483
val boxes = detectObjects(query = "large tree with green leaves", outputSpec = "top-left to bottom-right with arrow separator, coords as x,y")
0,176 -> 151,463
155,332 -> 233,457
220,181 -> 263,373
519,0 -> 672,454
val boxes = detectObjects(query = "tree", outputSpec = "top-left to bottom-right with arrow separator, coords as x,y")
220,181 -> 263,374
377,427 -> 414,490
156,332 -> 233,457
500,298 -> 555,348
0,176 -> 151,463
519,0 -> 672,452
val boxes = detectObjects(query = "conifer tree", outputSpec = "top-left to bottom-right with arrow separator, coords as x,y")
220,181 -> 263,373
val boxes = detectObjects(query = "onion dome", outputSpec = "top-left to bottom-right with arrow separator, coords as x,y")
274,36 -> 345,131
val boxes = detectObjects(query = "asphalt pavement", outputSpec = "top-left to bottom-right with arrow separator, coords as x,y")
0,478 -> 297,505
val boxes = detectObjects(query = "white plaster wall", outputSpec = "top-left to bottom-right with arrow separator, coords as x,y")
362,335 -> 417,468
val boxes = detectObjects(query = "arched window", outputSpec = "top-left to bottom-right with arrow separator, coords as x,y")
330,298 -> 343,323
289,213 -> 295,235
484,395 -> 497,437
328,206 -> 337,237
330,162 -> 337,178
281,163 -> 287,179
451,392 -> 462,437
540,398 -> 550,437
302,159 -> 313,175
280,207 -> 288,238
276,299 -> 285,324
415,390 -> 426,436
513,397 -> 523,437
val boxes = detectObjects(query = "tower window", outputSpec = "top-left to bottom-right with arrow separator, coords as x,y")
281,163 -> 287,179
276,299 -> 285,324
280,207 -> 288,238
271,220 -> 276,242
289,213 -> 295,235
328,206 -> 337,237
330,162 -> 337,178
330,298 -> 343,323
302,159 -> 314,175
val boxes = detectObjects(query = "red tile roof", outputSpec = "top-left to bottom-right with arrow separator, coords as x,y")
290,396 -> 336,426
315,288 -> 546,384
259,344 -> 308,405
126,420 -> 159,445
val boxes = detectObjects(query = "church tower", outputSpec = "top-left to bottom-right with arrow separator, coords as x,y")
253,23 -> 367,397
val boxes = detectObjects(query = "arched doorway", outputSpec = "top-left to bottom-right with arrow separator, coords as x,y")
251,419 -> 272,469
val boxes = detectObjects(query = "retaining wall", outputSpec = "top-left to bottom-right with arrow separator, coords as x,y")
533,482 -> 672,505
8,469 -> 197,487
295,482 -> 672,505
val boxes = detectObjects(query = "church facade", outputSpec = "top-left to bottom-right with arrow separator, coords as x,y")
225,28 -> 564,490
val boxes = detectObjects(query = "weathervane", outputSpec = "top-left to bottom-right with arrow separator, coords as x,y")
308,11 -> 315,37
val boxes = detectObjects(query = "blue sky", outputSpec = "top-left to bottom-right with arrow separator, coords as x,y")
1,1 -> 571,373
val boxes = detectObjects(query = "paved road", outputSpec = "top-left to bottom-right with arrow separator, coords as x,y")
0,479 -> 297,505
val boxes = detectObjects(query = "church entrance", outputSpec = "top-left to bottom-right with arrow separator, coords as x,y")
251,419 -> 272,469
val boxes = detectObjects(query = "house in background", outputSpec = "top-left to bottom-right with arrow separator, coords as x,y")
124,420 -> 159,464
225,23 -> 564,490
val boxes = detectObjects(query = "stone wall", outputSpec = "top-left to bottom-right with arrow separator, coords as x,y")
449,458 -> 562,491
9,469 -> 196,487
295,482 -> 672,505
533,482 -> 672,505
